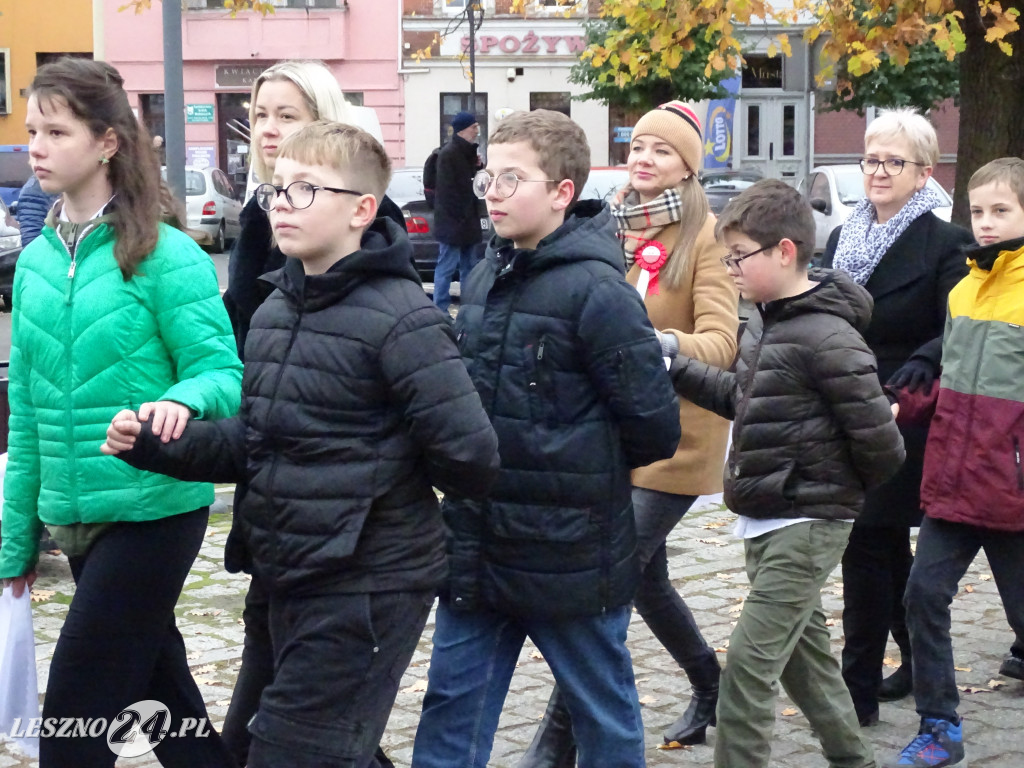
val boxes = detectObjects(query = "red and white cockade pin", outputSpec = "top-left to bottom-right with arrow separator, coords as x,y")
634,239 -> 668,299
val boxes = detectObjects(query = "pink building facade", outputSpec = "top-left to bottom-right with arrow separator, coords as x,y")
101,0 -> 404,190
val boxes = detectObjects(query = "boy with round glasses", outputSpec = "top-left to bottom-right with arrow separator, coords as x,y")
102,121 -> 500,768
411,109 -> 681,767
671,179 -> 905,768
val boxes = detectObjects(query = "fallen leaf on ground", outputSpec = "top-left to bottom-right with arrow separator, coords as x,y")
954,666 -> 972,672
697,538 -> 728,547
401,679 -> 428,694
957,685 -> 991,694
30,589 -> 56,602
702,521 -> 729,529
638,695 -> 657,706
883,656 -> 898,668
715,572 -> 735,580
657,741 -> 692,750
530,650 -> 544,661
781,707 -> 799,716
964,584 -> 975,593
988,679 -> 1007,689
215,699 -> 231,707
194,664 -> 217,675
979,574 -> 992,581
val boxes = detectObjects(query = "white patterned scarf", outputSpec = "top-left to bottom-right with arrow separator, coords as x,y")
832,186 -> 944,285
611,189 -> 682,269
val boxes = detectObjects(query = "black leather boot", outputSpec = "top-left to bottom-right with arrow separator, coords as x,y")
518,688 -> 577,768
662,684 -> 718,745
878,663 -> 913,701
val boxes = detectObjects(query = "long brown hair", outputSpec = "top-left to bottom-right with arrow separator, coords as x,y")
29,58 -> 182,279
660,174 -> 710,290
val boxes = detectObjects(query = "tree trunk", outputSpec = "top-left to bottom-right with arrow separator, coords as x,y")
951,0 -> 1024,225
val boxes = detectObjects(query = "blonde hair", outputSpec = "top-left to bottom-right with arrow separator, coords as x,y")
277,121 -> 391,200
968,157 -> 1024,208
249,60 -> 355,183
865,107 -> 940,167
488,110 -> 590,205
659,176 -> 710,290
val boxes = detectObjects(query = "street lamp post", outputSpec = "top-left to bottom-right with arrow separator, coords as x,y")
162,0 -> 186,205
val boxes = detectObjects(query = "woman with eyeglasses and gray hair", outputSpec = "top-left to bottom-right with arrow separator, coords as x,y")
821,106 -> 973,729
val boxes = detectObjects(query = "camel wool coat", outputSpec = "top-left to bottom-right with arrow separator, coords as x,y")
626,212 -> 738,496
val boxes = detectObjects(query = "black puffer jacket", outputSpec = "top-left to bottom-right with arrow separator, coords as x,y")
120,219 -> 500,595
445,200 -> 681,619
433,135 -> 482,246
671,269 -> 905,520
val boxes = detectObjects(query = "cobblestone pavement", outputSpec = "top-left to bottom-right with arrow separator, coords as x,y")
3,490 -> 1023,767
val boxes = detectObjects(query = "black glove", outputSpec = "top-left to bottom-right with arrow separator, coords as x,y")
886,358 -> 936,394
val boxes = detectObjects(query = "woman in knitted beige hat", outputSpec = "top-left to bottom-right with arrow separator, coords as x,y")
521,102 -> 739,765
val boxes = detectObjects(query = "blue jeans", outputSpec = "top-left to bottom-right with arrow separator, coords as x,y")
904,516 -> 1024,722
433,242 -> 478,312
412,600 -> 645,767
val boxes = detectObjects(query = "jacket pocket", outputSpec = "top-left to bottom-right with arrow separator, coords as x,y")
489,502 -> 594,543
524,335 -> 554,425
727,459 -> 798,516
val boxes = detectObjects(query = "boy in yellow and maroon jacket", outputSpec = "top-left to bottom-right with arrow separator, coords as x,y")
886,157 -> 1024,768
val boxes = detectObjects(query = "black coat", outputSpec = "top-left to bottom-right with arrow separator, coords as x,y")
223,193 -> 407,359
671,270 -> 905,520
444,200 -> 681,619
823,212 -> 973,526
433,135 -> 483,246
120,219 -> 500,595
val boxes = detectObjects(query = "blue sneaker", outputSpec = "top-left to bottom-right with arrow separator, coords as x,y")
884,718 -> 967,767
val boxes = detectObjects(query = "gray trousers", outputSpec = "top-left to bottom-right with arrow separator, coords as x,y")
715,520 -> 876,768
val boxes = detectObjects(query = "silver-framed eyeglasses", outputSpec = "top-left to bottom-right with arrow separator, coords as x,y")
859,158 -> 925,176
473,170 -> 556,200
254,181 -> 364,212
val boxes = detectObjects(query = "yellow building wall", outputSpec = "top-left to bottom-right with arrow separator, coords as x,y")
0,0 -> 94,145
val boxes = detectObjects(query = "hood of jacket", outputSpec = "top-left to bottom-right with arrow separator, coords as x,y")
262,217 -> 419,311
761,267 -> 874,333
486,199 -> 624,277
964,234 -> 1024,272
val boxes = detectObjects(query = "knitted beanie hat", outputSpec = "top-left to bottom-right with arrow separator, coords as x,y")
451,111 -> 478,134
632,101 -> 704,174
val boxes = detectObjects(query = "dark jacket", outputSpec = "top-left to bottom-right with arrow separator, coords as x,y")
15,176 -> 57,247
120,218 -> 500,595
823,212 -> 973,525
671,269 -> 905,520
223,193 -> 407,359
445,200 -> 681,619
433,135 -> 482,246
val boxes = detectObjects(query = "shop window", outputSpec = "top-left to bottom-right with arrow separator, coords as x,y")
530,92 -> 571,117
140,94 -> 166,164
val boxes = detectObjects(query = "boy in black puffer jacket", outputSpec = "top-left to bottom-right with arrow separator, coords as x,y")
102,122 -> 500,768
669,179 -> 905,768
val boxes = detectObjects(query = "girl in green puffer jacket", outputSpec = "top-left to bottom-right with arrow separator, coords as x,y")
0,58 -> 242,768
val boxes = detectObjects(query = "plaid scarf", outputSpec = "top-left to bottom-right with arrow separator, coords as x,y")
611,189 -> 682,268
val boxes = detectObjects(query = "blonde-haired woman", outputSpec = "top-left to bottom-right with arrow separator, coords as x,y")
224,59 -> 403,355
522,102 -> 738,765
220,58 -> 403,768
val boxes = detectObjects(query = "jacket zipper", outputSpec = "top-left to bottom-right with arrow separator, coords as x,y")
1015,436 -> 1023,491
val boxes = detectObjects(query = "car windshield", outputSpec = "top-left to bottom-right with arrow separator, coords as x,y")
185,171 -> 206,196
834,168 -> 952,207
580,169 -> 629,202
386,170 -> 424,202
701,173 -> 760,190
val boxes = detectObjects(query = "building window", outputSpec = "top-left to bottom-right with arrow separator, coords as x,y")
530,92 -> 570,117
140,94 -> 166,150
440,92 -> 488,152
0,49 -> 10,116
742,55 -> 783,89
344,92 -> 364,107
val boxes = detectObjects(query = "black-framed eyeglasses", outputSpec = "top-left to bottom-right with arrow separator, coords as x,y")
859,158 -> 925,177
473,170 -> 556,200
720,242 -> 778,272
254,181 -> 364,212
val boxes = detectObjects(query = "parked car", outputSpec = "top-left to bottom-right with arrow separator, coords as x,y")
162,166 -> 243,252
0,196 -> 21,310
800,164 -> 954,255
0,146 -> 32,210
700,169 -> 764,215
579,166 -> 629,203
385,166 -> 491,283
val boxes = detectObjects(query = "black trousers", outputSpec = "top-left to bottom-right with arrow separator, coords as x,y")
246,589 -> 434,768
840,524 -> 913,720
40,508 -> 235,768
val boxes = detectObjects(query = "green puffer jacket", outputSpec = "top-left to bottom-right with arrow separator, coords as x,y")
0,221 -> 243,579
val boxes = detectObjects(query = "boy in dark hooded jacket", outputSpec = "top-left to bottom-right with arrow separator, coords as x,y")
103,122 -> 499,768
670,179 -> 905,768
410,110 -> 681,768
